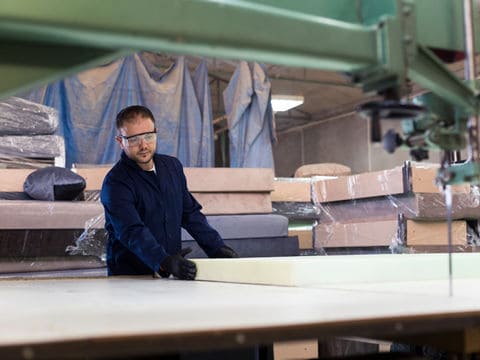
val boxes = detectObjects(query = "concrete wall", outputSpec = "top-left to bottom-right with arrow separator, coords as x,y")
273,113 -> 444,176
273,130 -> 303,177
302,113 -> 369,174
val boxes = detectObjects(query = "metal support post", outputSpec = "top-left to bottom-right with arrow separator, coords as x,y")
464,0 -> 479,161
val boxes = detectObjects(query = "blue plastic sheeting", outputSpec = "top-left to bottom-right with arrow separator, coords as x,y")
193,61 -> 215,167
224,61 -> 276,168
21,54 -> 214,168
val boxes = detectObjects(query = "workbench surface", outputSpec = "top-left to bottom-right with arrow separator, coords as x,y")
1,254 -> 480,358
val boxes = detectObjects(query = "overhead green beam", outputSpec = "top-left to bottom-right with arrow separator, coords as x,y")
0,40 -> 125,98
246,0 -> 480,52
415,0 -> 479,52
409,46 -> 478,113
0,0 -> 378,72
0,0 -> 477,114
241,0 -> 364,23
362,0 -> 479,52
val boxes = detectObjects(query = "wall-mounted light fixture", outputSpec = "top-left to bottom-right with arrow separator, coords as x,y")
271,95 -> 304,112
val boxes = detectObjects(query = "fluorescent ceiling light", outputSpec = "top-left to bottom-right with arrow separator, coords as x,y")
271,95 -> 304,112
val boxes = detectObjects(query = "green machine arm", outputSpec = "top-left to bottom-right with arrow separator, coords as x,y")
0,0 -> 476,104
0,0 -> 479,183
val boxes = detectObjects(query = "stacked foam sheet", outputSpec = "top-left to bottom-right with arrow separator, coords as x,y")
271,164 -> 352,254
271,177 -> 317,252
0,97 -> 65,168
77,166 -> 274,214
0,166 -> 297,275
311,161 -> 480,254
271,161 -> 480,254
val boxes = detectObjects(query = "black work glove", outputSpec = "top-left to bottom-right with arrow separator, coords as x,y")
212,245 -> 239,258
161,248 -> 197,280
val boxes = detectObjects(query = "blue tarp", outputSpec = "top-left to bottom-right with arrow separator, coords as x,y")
22,54 -> 214,168
223,61 -> 276,168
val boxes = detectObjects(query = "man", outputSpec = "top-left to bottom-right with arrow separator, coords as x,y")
101,105 -> 237,279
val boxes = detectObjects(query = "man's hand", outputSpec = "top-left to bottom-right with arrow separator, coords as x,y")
212,245 -> 239,258
161,248 -> 197,280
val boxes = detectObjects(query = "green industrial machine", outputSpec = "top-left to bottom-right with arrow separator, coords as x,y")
0,0 -> 479,184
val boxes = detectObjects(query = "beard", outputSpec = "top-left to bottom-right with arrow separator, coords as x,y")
133,149 -> 154,164
125,144 -> 156,168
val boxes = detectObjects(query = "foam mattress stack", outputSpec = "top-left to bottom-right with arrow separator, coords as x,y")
270,161 -> 480,255
271,177 -> 317,252
0,97 -> 65,168
311,161 -> 480,254
0,166 -> 296,275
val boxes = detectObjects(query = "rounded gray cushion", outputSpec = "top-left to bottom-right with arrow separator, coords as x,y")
24,167 -> 86,201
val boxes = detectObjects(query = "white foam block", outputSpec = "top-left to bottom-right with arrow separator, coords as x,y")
193,253 -> 480,286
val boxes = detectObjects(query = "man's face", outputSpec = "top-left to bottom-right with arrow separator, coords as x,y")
116,116 -> 157,169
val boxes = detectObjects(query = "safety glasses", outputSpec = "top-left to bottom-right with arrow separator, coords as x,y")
118,129 -> 157,147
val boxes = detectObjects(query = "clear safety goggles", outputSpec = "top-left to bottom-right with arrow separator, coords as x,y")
118,129 -> 157,147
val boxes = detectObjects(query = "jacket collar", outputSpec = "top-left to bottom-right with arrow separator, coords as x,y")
120,151 -> 167,170
120,152 -> 167,193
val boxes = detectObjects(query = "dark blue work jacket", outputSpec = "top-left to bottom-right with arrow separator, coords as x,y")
100,152 -> 224,275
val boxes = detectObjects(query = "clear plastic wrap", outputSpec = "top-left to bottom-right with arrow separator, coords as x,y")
271,177 -> 321,220
273,161 -> 480,255
271,177 -> 326,252
66,213 -> 107,262
311,161 -> 480,254
0,135 -> 65,168
0,201 -> 106,274
0,97 -> 58,135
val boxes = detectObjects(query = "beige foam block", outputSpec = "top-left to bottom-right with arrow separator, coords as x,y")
271,178 -> 311,202
406,220 -> 466,246
410,165 -> 470,194
315,219 -> 398,248
288,229 -> 313,249
75,167 -> 111,191
0,257 -> 105,274
0,167 -> 110,192
76,167 -> 274,192
185,167 -> 274,192
0,169 -> 34,191
0,200 -> 104,229
312,164 -> 469,203
193,192 -> 272,214
194,253 -> 480,286
294,163 -> 351,177
273,339 -> 318,360
312,167 -> 405,203
315,218 -> 467,248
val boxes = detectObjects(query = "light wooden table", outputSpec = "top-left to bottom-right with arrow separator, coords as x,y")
1,254 -> 480,358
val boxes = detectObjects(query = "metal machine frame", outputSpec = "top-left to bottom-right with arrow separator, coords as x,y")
1,0 -> 480,183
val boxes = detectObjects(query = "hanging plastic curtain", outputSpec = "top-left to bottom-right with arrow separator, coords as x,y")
22,54 -> 213,168
223,61 -> 276,168
193,60 -> 215,167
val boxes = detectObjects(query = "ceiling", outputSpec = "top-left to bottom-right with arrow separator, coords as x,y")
143,53 -> 373,134
148,52 -> 474,137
